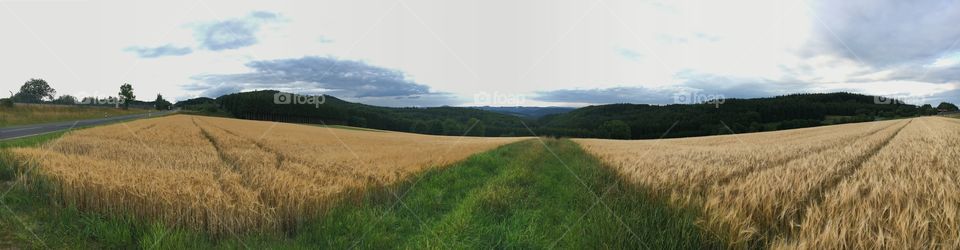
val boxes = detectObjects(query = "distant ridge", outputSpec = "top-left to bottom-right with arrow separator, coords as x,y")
177,91 -> 943,139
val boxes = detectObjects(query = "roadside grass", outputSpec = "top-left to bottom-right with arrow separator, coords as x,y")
0,103 -> 153,128
0,138 -> 721,249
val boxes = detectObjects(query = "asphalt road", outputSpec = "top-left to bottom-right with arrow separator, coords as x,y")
0,110 -> 177,141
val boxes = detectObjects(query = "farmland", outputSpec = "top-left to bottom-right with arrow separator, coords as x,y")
1,115 -> 717,248
576,117 -> 960,248
4,114 -> 958,248
7,115 -> 522,236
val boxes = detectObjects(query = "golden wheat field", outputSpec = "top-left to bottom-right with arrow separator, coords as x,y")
576,117 -> 960,249
10,115 -> 523,235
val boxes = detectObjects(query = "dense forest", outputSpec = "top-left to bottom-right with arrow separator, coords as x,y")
177,91 -> 950,139
190,90 -> 531,136
538,93 -> 941,139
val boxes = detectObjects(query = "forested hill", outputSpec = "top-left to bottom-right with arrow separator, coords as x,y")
177,91 -> 940,139
536,92 -> 937,139
201,90 -> 530,136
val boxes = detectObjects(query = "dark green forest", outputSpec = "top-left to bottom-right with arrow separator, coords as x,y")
177,91 -> 948,139
200,90 -> 530,137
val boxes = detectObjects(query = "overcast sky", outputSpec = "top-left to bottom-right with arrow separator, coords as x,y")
2,0 -> 959,107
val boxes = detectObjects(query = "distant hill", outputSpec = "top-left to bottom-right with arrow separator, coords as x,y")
470,106 -> 575,118
177,91 -> 939,139
191,90 -> 531,137
538,92 -> 936,139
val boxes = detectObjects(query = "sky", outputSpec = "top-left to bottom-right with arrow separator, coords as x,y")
1,0 -> 959,107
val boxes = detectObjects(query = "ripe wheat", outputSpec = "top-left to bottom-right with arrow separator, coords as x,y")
576,117 -> 960,248
11,115 -> 523,235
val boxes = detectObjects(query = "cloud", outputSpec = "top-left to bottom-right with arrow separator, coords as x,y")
617,48 -> 643,61
675,71 -> 805,98
805,0 -> 960,67
186,82 -> 243,98
125,44 -> 192,58
351,93 -> 464,108
185,56 -> 434,99
532,86 -> 690,105
927,86 -> 960,105
533,71 -> 812,105
194,11 -> 280,51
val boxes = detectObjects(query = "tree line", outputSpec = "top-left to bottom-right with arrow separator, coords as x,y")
2,78 -> 171,110
181,91 -> 958,140
537,93 -> 959,139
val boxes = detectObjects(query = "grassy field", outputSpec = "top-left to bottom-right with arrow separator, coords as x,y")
0,123 -> 718,248
0,103 -> 153,127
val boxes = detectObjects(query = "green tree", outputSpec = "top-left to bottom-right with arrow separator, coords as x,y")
119,83 -> 135,109
349,116 -> 368,127
441,119 -> 463,135
427,120 -> 444,135
13,78 -> 56,103
154,94 -> 172,110
466,118 -> 486,136
53,95 -> 77,105
597,120 -> 631,139
937,102 -> 959,112
920,104 -> 938,116
410,122 -> 427,134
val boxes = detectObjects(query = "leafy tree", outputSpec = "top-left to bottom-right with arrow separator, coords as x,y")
349,116 -> 368,127
13,78 -> 56,103
597,120 -> 631,139
442,119 -> 464,135
920,104 -> 938,116
466,118 -> 486,136
53,95 -> 77,105
937,102 -> 959,112
410,122 -> 427,134
154,94 -> 172,110
119,83 -> 135,109
427,120 -> 444,135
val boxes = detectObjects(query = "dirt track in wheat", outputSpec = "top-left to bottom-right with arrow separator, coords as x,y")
576,117 -> 960,249
11,115 -> 523,235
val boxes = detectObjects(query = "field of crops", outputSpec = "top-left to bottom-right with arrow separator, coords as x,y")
576,117 -> 960,249
9,115 -> 522,235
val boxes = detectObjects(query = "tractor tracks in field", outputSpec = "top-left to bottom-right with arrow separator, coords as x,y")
712,120 -> 899,189
790,119 -> 912,225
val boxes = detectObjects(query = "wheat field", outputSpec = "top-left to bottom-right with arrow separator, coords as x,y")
10,115 -> 523,235
576,117 -> 960,249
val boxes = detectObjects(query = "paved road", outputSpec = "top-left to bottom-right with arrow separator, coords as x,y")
0,110 -> 177,141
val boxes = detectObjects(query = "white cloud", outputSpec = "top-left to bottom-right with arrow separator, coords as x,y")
1,0 -> 958,106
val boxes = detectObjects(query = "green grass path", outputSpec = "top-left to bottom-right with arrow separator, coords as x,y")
300,139 -> 719,249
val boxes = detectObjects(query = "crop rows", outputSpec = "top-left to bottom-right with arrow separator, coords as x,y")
576,117 -> 959,248
10,115 -> 522,235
